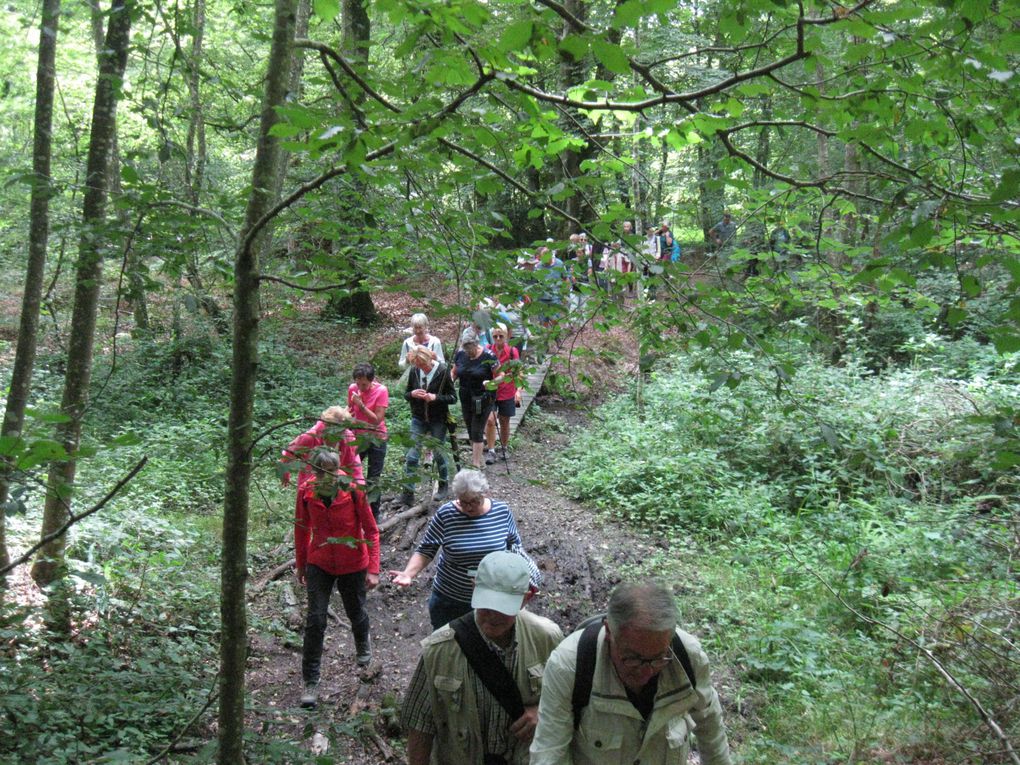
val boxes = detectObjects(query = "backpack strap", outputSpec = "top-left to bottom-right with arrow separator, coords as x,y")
450,613 -> 525,722
570,616 -> 697,730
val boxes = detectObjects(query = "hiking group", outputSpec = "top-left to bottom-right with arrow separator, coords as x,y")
278,222 -> 740,762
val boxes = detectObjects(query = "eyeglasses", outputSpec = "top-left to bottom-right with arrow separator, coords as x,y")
619,652 -> 674,670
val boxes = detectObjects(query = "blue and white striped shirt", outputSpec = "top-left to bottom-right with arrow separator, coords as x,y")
417,500 -> 541,603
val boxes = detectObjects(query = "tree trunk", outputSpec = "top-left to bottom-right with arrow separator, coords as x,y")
324,0 -> 377,325
217,0 -> 296,758
29,0 -> 131,592
0,0 -> 62,587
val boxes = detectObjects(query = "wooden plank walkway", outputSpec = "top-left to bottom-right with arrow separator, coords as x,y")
454,357 -> 551,443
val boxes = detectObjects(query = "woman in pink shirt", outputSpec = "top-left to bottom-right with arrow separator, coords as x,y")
347,362 -> 389,518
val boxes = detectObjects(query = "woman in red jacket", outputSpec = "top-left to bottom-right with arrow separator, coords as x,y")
295,448 -> 380,708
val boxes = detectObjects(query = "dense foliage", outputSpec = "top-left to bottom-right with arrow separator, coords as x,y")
560,339 -> 1019,761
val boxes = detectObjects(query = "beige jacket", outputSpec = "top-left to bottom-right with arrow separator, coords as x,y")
420,610 -> 563,765
529,625 -> 732,765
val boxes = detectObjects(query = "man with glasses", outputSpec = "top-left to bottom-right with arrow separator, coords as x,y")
530,580 -> 732,765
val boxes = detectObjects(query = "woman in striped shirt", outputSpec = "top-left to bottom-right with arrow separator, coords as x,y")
389,469 -> 541,629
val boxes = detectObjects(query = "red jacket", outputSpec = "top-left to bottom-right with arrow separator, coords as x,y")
295,486 -> 380,576
281,420 -> 365,490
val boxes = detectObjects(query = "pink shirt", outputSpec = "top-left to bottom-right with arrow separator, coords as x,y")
347,381 -> 389,438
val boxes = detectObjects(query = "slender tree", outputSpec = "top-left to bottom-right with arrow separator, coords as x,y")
30,0 -> 132,591
0,0 -> 62,587
217,0 -> 297,757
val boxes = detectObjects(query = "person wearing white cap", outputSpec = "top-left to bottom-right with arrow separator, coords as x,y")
401,551 -> 563,765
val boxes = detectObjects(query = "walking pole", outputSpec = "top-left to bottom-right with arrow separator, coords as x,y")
493,411 -> 510,475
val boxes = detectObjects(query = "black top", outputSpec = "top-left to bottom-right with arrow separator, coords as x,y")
454,348 -> 499,400
404,361 -> 456,423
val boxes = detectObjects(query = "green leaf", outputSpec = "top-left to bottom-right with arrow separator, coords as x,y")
558,35 -> 588,62
499,20 -> 533,52
819,422 -> 839,449
990,169 -> 1020,203
592,40 -> 630,75
313,0 -> 339,22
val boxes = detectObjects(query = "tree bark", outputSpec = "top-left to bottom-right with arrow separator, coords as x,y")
0,0 -> 62,587
30,0 -> 131,591
217,0 -> 296,758
324,0 -> 377,325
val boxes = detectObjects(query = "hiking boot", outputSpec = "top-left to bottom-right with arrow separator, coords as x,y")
300,682 -> 318,709
399,490 -> 415,507
434,483 -> 450,502
485,449 -> 497,465
355,635 -> 372,667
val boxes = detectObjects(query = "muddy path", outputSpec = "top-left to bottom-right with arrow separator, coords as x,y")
245,399 -> 663,763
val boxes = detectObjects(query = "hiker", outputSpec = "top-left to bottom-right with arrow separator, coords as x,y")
483,323 -> 522,466
530,580 -> 733,765
389,469 -> 541,630
450,327 -> 500,471
401,345 -> 456,506
347,362 -> 388,518
401,551 -> 563,765
295,449 -> 380,708
709,211 -> 737,251
280,405 -> 364,495
398,313 -> 445,370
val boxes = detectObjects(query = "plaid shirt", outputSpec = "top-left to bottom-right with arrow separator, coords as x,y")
402,617 -> 520,760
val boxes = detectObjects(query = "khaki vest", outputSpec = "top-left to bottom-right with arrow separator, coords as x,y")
421,610 -> 562,765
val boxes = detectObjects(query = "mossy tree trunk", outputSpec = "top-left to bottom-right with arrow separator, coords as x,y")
217,0 -> 296,758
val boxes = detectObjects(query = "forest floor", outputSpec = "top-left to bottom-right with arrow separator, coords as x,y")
241,286 -> 722,763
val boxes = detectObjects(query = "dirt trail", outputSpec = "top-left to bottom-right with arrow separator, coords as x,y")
246,399 -> 660,763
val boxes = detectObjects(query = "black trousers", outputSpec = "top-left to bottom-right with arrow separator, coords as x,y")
302,564 -> 369,684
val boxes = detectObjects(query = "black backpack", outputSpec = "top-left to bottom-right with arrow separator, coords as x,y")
570,614 -> 696,729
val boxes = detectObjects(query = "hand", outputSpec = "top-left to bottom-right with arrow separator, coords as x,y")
365,572 -> 380,590
296,566 -> 306,586
351,393 -> 363,408
389,570 -> 414,587
509,706 -> 539,743
281,471 -> 291,487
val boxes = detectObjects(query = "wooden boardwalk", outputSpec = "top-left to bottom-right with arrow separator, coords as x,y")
454,357 -> 551,443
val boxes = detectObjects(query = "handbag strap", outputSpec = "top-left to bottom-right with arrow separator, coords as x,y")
450,612 -> 525,721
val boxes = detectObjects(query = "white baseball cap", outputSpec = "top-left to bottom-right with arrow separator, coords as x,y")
471,551 -> 531,615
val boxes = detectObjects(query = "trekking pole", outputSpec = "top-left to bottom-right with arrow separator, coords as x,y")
493,411 -> 510,475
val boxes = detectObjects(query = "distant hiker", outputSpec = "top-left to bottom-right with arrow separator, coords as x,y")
769,222 -> 791,256
401,345 -> 456,506
296,449 -> 379,708
347,362 -> 389,518
389,469 -> 541,630
484,324 -> 522,465
709,211 -> 737,251
530,580 -> 733,765
280,406 -> 364,498
398,313 -> 445,370
401,551 -> 563,765
450,327 -> 500,471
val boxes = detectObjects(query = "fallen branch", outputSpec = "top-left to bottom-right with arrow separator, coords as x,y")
1,457 -> 148,577
378,503 -> 428,532
252,557 -> 296,592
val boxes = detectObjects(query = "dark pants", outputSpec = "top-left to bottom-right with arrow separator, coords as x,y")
302,564 -> 369,684
358,441 -> 387,518
405,417 -> 450,489
428,589 -> 472,631
460,395 -> 494,443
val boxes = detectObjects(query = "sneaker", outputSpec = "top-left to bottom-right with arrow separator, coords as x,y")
485,449 -> 496,465
355,635 -> 372,667
399,490 -> 415,507
300,682 -> 318,709
434,483 -> 450,502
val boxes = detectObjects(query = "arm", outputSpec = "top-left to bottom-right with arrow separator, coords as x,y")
351,394 -> 386,426
434,366 -> 457,406
407,729 -> 434,765
684,634 -> 733,765
431,337 -> 446,365
355,491 -> 381,580
294,493 -> 311,585
388,551 -> 432,586
398,338 -> 411,370
529,645 -> 576,764
280,431 -> 314,486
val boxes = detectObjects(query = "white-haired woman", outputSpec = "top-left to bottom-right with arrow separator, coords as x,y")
450,327 -> 501,470
398,313 -> 445,370
388,469 -> 540,629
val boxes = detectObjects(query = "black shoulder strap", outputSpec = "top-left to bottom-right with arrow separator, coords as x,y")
450,613 -> 525,721
570,616 -> 697,730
